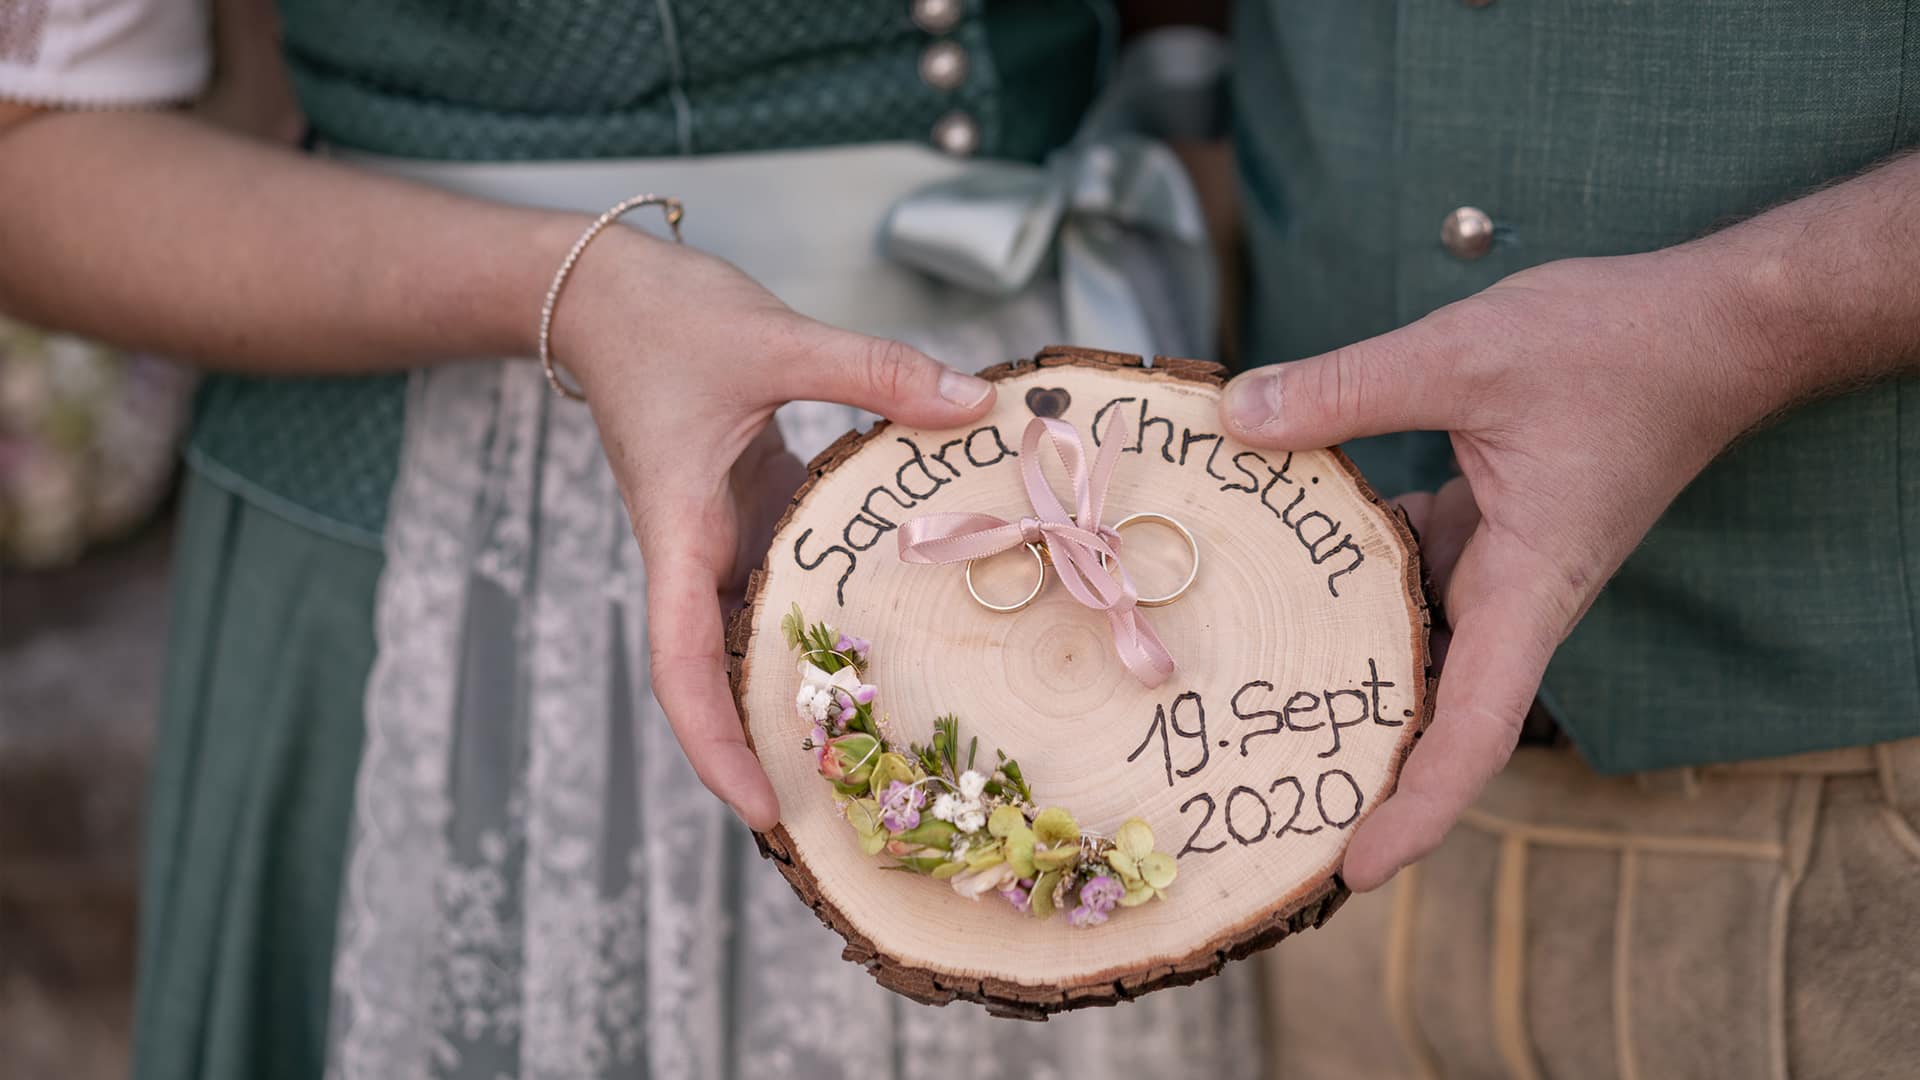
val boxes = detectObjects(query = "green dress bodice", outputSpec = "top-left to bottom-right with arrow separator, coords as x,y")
188,0 -> 1108,544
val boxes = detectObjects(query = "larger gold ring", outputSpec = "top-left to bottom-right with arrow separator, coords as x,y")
966,542 -> 1048,613
1104,512 -> 1200,607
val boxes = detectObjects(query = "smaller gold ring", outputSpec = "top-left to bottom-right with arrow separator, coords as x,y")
1103,512 -> 1200,607
966,542 -> 1048,613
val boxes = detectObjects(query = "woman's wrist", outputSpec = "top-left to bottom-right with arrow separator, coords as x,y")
529,213 -> 678,393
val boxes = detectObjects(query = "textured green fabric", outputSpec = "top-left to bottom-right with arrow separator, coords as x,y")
188,373 -> 404,549
1234,0 -> 1920,771
189,0 -> 1108,544
279,0 -> 1099,163
132,472 -> 378,1080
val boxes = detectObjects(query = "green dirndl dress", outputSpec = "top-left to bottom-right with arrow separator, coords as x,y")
131,5 -> 1264,1080
135,473 -> 377,1079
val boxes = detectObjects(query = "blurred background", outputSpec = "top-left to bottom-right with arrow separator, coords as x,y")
0,318 -> 195,1079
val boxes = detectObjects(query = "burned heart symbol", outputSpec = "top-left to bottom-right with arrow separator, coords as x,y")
1024,386 -> 1071,418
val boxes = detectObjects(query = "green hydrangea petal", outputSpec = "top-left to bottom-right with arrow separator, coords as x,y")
1033,808 -> 1080,847
1115,818 -> 1155,861
868,752 -> 919,800
1118,883 -> 1156,907
847,798 -> 884,838
987,804 -> 1026,837
1031,845 -> 1080,873
893,820 -> 958,848
1140,852 -> 1178,889
1031,869 -> 1063,919
1005,829 -> 1036,878
964,845 -> 1006,871
931,860 -> 968,880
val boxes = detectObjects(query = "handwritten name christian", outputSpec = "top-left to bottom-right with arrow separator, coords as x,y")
792,396 -> 1369,604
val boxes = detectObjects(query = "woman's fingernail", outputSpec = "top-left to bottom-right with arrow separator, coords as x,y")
938,369 -> 992,408
1226,373 -> 1281,431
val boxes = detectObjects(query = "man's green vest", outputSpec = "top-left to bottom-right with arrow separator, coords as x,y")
1235,0 -> 1920,771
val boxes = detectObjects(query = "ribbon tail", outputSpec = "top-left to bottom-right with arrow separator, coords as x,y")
896,513 -> 1028,564
1108,608 -> 1176,688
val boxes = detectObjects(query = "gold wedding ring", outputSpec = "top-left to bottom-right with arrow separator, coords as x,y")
964,513 -> 1200,612
965,542 -> 1048,613
1099,512 -> 1200,607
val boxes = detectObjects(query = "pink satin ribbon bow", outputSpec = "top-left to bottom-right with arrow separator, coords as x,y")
896,414 -> 1176,688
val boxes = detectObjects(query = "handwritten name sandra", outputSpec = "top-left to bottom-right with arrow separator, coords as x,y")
793,397 -> 1369,604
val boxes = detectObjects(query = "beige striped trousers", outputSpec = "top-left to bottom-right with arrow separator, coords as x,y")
1262,739 -> 1920,1080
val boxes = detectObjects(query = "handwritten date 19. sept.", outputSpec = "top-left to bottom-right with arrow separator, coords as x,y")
1125,660 -> 1402,785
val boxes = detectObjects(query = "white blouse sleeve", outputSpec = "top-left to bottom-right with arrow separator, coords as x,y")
0,0 -> 210,108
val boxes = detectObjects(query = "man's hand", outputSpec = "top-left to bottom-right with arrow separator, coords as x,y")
1218,151 -> 1920,891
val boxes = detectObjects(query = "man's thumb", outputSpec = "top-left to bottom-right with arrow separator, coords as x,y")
1220,321 -> 1456,449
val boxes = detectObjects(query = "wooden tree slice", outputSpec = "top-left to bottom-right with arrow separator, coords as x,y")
728,346 -> 1431,1019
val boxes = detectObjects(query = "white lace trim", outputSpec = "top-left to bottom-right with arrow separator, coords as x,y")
328,288 -> 1261,1080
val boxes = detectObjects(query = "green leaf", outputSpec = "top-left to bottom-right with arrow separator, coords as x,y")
1031,845 -> 1080,873
892,819 -> 958,849
859,829 -> 888,856
1030,870 -> 1063,919
1032,807 -> 1079,847
931,860 -> 968,880
1140,852 -> 1178,889
987,805 -> 1027,838
780,603 -> 805,649
895,853 -> 950,875
1115,818 -> 1155,861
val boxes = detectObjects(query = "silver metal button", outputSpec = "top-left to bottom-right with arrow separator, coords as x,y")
932,111 -> 980,157
919,40 -> 969,91
1441,206 -> 1495,260
912,0 -> 963,34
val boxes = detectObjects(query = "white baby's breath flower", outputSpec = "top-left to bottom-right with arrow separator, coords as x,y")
931,794 -> 960,822
955,807 -> 986,833
958,770 -> 987,800
795,686 -> 816,716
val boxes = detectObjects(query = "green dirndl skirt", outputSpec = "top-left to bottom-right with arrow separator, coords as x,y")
132,471 -> 380,1080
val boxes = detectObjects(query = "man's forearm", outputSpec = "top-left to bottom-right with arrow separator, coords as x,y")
0,109 -> 584,373
1713,150 -> 1920,409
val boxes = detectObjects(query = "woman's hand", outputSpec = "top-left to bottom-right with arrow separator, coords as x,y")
553,227 -> 997,830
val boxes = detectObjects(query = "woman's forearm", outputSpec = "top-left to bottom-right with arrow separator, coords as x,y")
0,109 -> 586,373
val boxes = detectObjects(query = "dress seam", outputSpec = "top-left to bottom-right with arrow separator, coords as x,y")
653,0 -> 695,154
182,447 -> 385,552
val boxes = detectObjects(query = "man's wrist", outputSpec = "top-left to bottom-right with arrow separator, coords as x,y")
1700,151 -> 1920,422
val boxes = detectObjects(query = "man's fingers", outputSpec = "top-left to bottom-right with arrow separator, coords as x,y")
773,317 -> 996,429
1419,476 -> 1481,603
1394,477 -> 1481,612
1220,312 -> 1469,449
1341,539 -> 1562,891
643,536 -> 781,830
